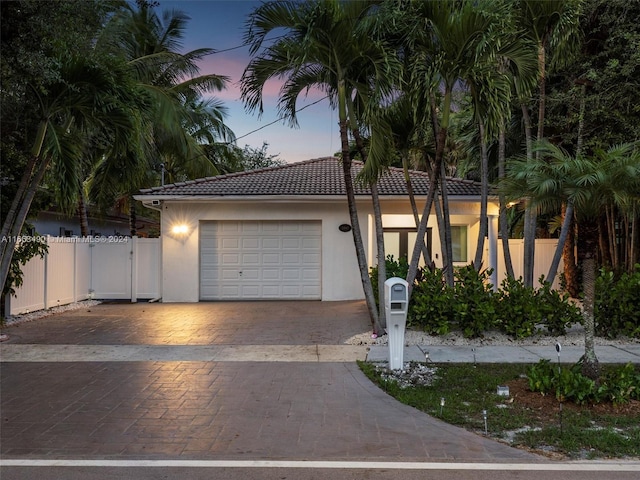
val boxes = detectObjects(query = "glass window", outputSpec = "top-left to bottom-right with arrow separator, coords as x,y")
451,226 -> 468,262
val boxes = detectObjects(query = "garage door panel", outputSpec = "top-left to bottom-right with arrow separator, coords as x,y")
242,238 -> 260,249
262,253 -> 280,264
221,253 -> 240,265
242,223 -> 260,233
302,268 -> 321,280
200,220 -> 321,300
282,253 -> 300,264
303,238 -> 321,249
221,237 -> 240,248
282,269 -> 300,280
242,253 -> 260,264
262,238 -> 280,249
262,268 -> 280,280
282,238 -> 300,248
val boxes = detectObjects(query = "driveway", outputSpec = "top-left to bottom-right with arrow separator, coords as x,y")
0,301 -> 539,461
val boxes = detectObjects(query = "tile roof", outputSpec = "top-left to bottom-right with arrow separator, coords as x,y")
138,156 -> 481,197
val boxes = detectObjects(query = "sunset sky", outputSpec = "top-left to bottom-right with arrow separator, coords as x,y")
161,0 -> 339,163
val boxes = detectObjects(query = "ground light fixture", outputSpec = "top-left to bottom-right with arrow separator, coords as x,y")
482,409 -> 488,435
440,397 -> 445,416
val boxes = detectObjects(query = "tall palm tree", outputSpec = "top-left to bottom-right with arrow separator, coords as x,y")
241,0 -> 399,334
502,140 -> 640,379
0,56 -> 138,290
88,2 -> 235,228
516,0 -> 583,287
393,0 -> 511,290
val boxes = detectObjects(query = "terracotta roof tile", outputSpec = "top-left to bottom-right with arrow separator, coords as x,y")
138,157 -> 481,197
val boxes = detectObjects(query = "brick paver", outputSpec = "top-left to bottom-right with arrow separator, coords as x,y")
0,302 -> 539,462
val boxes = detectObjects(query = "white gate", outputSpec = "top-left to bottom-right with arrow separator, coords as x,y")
6,236 -> 161,316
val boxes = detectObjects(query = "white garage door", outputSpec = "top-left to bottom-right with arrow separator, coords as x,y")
200,221 -> 322,300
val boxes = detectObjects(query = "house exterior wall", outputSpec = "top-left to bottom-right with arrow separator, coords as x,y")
158,197 -> 499,302
160,199 -> 365,302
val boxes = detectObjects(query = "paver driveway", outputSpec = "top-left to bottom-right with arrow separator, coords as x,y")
0,301 -> 539,462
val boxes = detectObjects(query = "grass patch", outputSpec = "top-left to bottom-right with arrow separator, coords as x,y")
358,361 -> 640,459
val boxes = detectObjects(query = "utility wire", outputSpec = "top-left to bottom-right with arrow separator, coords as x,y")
228,95 -> 331,143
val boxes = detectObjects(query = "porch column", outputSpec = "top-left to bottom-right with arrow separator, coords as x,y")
488,215 -> 498,290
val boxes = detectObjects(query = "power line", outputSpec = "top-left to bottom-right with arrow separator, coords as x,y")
230,95 -> 331,143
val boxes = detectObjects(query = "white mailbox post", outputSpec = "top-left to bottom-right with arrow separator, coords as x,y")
384,277 -> 409,370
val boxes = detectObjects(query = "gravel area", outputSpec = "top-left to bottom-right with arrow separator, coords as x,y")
2,300 -> 102,328
345,325 -> 640,347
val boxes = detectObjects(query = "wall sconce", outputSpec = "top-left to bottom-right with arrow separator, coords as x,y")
171,224 -> 189,235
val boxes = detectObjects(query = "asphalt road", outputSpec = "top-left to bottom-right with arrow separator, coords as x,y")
2,462 -> 640,480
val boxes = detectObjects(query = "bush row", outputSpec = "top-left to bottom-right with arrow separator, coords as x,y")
371,257 -> 581,339
595,264 -> 640,339
527,360 -> 640,405
372,258 -> 640,340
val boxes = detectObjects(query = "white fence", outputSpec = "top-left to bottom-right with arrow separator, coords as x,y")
6,236 -> 161,316
496,239 -> 563,290
7,236 -> 563,316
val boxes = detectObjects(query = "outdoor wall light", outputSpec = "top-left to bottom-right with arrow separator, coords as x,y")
171,224 -> 189,235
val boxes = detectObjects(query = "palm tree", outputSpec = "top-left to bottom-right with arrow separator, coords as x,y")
392,0 -> 512,290
502,140 -> 640,379
241,0 -> 399,334
516,0 -> 583,287
0,56 -> 137,291
88,2 -> 235,229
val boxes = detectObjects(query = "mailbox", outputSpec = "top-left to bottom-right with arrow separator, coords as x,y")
384,277 -> 409,370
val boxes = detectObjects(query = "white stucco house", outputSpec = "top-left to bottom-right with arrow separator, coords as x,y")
134,156 -> 500,302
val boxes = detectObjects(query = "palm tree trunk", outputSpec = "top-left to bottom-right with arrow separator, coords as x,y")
439,166 -> 454,287
0,156 -> 51,292
577,218 -> 600,380
406,161 -> 441,297
0,120 -> 47,270
78,186 -> 90,237
407,89 -> 452,294
336,83 -> 381,333
559,82 -> 585,296
474,120 -> 489,269
371,182 -> 386,328
521,103 -> 536,287
349,118 -> 386,329
546,201 -> 573,286
403,156 -> 431,266
129,194 -> 137,237
630,206 -> 638,271
498,124 -> 515,279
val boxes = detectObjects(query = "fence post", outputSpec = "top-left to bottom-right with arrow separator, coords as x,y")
488,215 -> 498,290
130,236 -> 137,303
43,235 -> 49,309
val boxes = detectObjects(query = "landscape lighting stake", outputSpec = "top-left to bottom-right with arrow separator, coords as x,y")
472,348 -> 476,366
482,410 -> 488,435
556,342 -> 563,436
440,397 -> 445,416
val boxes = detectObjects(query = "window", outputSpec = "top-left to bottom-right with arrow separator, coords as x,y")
451,226 -> 468,262
383,228 -> 432,265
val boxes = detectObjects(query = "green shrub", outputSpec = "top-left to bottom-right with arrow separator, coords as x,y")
369,255 -> 411,308
596,363 -> 640,404
595,265 -> 640,339
535,279 -> 582,335
527,359 -> 556,393
452,265 -> 497,338
495,277 -> 541,338
527,360 -> 640,405
408,268 -> 453,335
